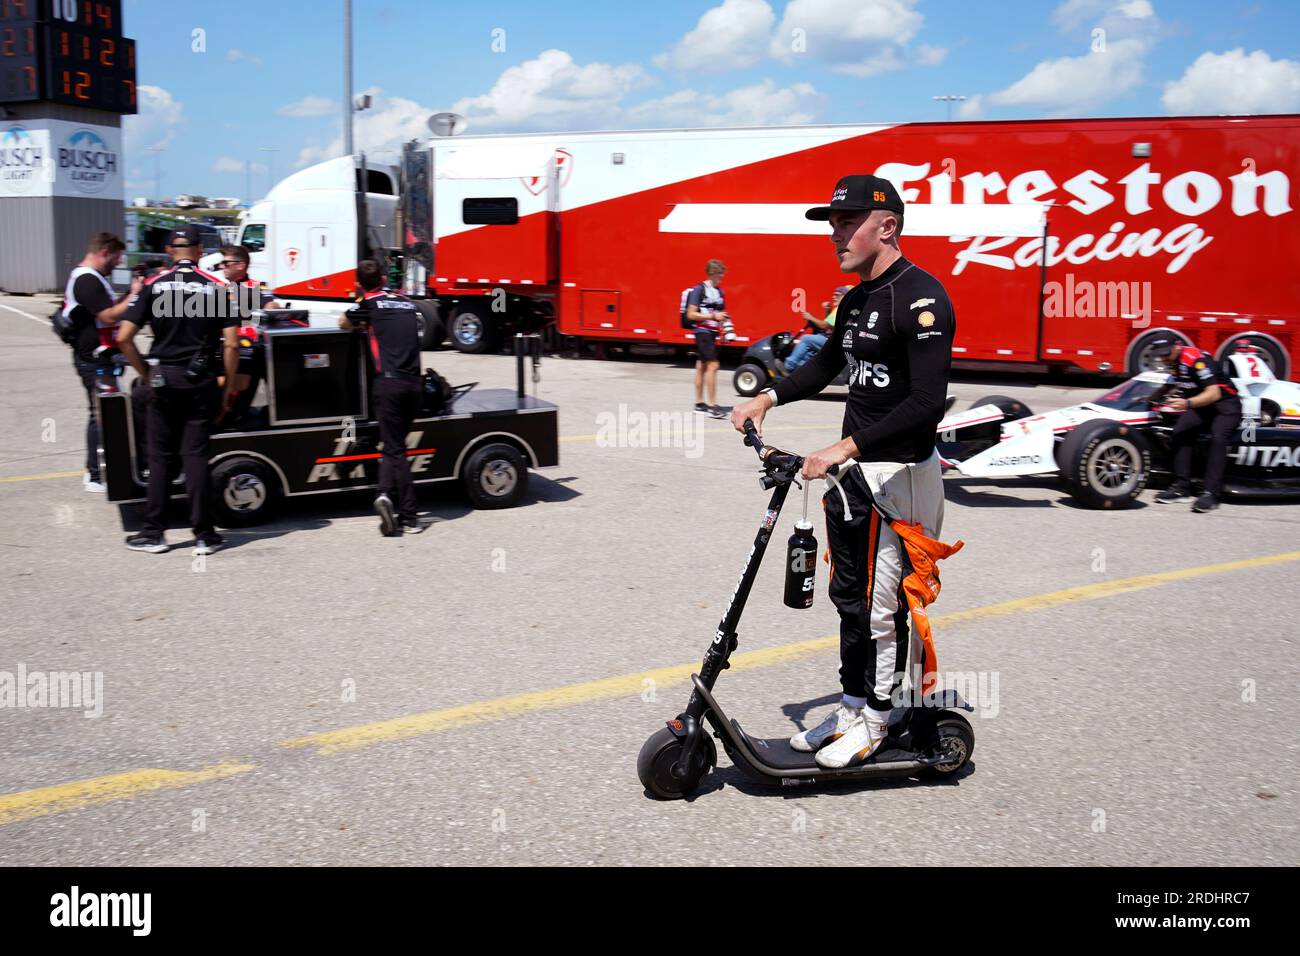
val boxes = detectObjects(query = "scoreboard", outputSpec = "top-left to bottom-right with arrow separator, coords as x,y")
0,0 -> 136,114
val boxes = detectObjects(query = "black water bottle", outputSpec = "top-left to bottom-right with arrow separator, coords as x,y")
784,519 -> 817,609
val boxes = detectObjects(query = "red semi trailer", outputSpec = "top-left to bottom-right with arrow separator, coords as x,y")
217,115 -> 1299,378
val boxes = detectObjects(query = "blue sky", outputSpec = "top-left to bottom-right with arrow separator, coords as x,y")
119,0 -> 1300,200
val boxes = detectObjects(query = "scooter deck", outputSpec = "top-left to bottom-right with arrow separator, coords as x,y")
732,719 -> 942,779
741,727 -> 927,771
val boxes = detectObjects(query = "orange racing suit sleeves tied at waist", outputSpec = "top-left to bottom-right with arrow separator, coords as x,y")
890,519 -> 964,696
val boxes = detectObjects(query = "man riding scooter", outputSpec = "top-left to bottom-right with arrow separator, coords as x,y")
731,175 -> 957,769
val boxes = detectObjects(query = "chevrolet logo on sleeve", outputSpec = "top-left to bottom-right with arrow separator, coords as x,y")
910,298 -> 935,310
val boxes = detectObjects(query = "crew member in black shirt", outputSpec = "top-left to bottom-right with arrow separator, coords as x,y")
116,225 -> 238,555
62,232 -> 142,492
1152,339 -> 1242,512
730,175 -> 956,769
340,259 -> 425,536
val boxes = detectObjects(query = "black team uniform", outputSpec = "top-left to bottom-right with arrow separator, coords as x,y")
123,258 -> 234,541
346,288 -> 423,530
772,255 -> 955,712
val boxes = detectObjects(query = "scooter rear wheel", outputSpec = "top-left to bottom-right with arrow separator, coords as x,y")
637,727 -> 716,800
922,715 -> 975,779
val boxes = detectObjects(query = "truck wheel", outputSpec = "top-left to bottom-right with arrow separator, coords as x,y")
733,363 -> 768,397
1057,420 -> 1151,509
210,457 -> 281,526
1217,333 -> 1288,380
449,305 -> 495,354
1127,329 -> 1189,376
462,443 -> 528,509
415,301 -> 445,351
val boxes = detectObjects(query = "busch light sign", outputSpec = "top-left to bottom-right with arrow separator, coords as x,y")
58,128 -> 118,194
0,125 -> 47,194
0,120 -> 121,199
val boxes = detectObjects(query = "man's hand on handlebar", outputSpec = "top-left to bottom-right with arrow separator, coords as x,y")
731,393 -> 772,438
802,439 -> 856,481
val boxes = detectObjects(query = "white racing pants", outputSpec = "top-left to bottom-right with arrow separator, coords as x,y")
823,451 -> 945,712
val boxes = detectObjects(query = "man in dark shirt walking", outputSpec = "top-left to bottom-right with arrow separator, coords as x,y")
340,259 -> 425,536
730,175 -> 956,768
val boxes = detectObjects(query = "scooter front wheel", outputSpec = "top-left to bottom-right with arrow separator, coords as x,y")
921,714 -> 975,779
637,727 -> 716,800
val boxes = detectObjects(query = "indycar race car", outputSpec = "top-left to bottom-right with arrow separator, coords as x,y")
935,351 -> 1300,509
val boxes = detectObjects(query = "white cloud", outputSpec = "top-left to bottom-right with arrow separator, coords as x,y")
989,37 -> 1147,114
957,94 -> 984,119
1162,48 -> 1300,115
915,43 -> 948,66
451,49 -> 652,131
654,0 -> 776,72
981,1 -> 1159,116
277,95 -> 337,119
226,48 -> 264,67
293,87 -> 438,169
627,80 -> 823,127
1051,0 -> 1112,33
770,0 -> 922,77
121,86 -> 184,196
122,85 -> 184,152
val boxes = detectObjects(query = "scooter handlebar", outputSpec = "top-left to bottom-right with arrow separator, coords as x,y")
741,419 -> 838,476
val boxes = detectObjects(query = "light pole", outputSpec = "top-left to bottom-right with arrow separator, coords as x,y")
933,94 -> 967,121
343,0 -> 353,157
259,147 -> 280,197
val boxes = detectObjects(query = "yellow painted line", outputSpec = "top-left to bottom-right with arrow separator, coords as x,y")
0,469 -> 81,484
0,761 -> 255,827
5,550 -> 1298,823
280,549 -> 1300,755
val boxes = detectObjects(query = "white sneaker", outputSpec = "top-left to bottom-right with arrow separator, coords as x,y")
815,708 -> 891,769
790,703 -> 860,753
84,473 -> 106,493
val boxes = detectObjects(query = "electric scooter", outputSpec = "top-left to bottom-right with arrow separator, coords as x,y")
637,421 -> 975,799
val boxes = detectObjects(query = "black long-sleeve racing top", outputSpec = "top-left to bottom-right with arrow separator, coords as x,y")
771,256 -> 955,464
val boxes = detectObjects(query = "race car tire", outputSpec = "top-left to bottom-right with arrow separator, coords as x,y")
1058,419 -> 1151,510
462,442 -> 529,509
210,456 -> 283,527
1216,333 -> 1289,381
1127,329 -> 1191,376
733,363 -> 769,397
449,305 -> 495,354
415,300 -> 445,351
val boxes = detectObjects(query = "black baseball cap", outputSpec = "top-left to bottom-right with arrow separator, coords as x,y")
167,225 -> 202,247
805,175 -> 904,221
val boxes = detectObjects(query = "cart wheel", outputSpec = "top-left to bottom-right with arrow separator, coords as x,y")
462,443 -> 528,509
1057,419 -> 1151,509
637,727 -> 716,800
921,714 -> 974,779
733,363 -> 768,397
210,457 -> 281,527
